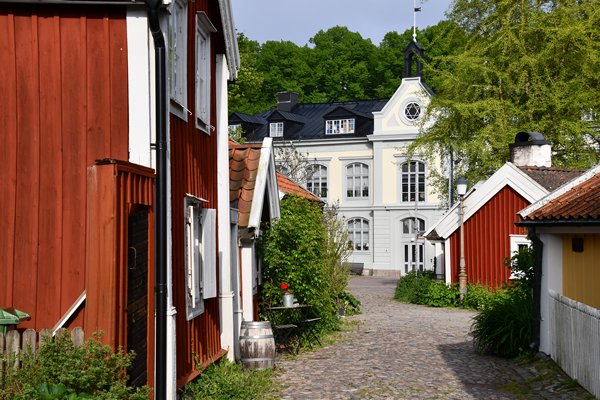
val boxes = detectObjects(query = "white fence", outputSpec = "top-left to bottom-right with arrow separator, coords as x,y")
549,290 -> 600,398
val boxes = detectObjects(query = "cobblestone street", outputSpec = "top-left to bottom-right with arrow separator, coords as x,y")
275,276 -> 594,400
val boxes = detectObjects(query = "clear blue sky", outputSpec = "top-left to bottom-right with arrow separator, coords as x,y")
230,0 -> 454,46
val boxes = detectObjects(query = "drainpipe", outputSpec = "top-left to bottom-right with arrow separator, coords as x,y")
145,1 -> 167,398
529,227 -> 543,353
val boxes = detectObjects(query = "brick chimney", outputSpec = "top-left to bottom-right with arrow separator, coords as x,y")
276,91 -> 299,112
509,132 -> 552,167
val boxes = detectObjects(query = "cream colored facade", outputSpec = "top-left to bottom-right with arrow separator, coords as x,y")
276,77 -> 445,277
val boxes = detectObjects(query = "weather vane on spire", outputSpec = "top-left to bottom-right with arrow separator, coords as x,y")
413,0 -> 422,42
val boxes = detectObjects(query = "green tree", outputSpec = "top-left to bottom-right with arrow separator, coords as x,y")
228,33 -> 267,114
307,26 -> 378,102
412,0 -> 600,184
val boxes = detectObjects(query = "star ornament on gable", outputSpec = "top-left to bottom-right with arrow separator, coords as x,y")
404,102 -> 422,121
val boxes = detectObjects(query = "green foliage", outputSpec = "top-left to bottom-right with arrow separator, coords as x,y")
505,246 -> 535,288
228,22 -> 469,115
336,291 -> 361,316
423,280 -> 459,307
0,331 -> 150,400
462,283 -> 495,310
394,271 -> 437,304
259,195 -> 350,333
182,359 -> 280,400
413,0 -> 600,186
471,286 -> 533,358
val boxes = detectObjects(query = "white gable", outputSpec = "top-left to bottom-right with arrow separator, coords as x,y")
372,77 -> 432,136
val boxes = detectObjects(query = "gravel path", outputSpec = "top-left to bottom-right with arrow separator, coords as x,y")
274,276 -> 594,400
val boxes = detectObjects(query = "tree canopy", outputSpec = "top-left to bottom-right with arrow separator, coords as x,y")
413,0 -> 600,183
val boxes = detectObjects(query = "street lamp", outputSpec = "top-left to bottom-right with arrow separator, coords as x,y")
456,177 -> 468,303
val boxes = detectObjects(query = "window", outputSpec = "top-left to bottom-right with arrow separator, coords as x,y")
195,13 -> 216,132
346,163 -> 369,198
168,0 -> 188,116
509,235 -> 531,280
401,218 -> 426,273
326,118 -> 355,135
306,164 -> 327,199
270,122 -> 284,137
404,102 -> 421,121
348,218 -> 369,251
402,217 -> 425,235
184,196 -> 217,320
401,161 -> 426,202
228,124 -> 241,134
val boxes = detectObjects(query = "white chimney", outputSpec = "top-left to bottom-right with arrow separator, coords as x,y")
509,132 -> 552,167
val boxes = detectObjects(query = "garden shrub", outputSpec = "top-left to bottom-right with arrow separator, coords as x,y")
259,196 -> 353,334
394,271 -> 436,304
471,286 -> 532,357
183,359 -> 280,400
424,280 -> 458,307
0,331 -> 149,400
462,283 -> 495,310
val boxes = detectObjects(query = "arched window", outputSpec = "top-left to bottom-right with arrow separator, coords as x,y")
401,217 -> 425,273
401,161 -> 426,202
348,218 -> 369,251
346,163 -> 369,198
306,164 -> 328,199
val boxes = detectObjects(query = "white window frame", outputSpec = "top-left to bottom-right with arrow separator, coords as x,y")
401,160 -> 426,203
348,218 -> 369,251
346,162 -> 369,198
270,122 -> 284,137
509,234 -> 531,280
184,196 -> 217,320
326,118 -> 355,135
168,0 -> 188,120
306,164 -> 328,200
195,12 -> 216,133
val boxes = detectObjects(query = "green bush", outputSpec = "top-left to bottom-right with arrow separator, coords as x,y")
337,291 -> 361,315
394,271 -> 436,304
424,280 -> 458,307
259,196 -> 353,336
0,331 -> 149,400
471,286 -> 532,357
462,283 -> 495,310
183,359 -> 280,400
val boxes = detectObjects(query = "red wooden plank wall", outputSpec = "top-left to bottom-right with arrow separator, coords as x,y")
170,0 -> 228,386
85,161 -> 155,387
0,4 -> 129,330
449,186 -> 529,288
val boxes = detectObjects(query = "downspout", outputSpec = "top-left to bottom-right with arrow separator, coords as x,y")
529,226 -> 543,353
145,1 -> 168,398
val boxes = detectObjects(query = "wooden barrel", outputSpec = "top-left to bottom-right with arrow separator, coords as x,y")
239,320 -> 276,369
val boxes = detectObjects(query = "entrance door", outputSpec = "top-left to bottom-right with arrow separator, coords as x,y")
127,209 -> 148,387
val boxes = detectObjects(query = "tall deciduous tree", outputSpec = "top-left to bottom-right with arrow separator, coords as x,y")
412,0 -> 600,183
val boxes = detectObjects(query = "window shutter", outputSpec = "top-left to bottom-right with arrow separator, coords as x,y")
202,208 -> 217,299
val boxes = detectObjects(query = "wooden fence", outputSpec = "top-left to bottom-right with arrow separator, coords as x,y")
0,327 -> 84,376
549,291 -> 600,398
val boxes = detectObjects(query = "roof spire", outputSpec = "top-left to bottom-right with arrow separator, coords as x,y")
413,0 -> 421,42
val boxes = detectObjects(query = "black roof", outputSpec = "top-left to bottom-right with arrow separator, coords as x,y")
231,98 -> 389,142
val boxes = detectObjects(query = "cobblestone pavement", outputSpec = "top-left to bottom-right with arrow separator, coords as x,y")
274,276 -> 594,400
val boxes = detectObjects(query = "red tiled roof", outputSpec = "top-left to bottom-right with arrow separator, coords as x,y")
523,172 -> 600,221
519,166 -> 584,192
276,172 -> 322,203
229,143 -> 263,228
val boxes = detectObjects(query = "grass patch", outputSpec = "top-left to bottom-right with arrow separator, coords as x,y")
182,359 -> 281,400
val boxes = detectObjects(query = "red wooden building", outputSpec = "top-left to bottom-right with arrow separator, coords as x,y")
1,0 -> 240,395
425,133 -> 582,288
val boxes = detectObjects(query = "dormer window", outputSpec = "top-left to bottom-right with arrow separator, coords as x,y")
326,118 -> 355,135
270,122 -> 284,137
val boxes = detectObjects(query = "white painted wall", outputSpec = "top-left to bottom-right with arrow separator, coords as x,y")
539,232 -> 564,355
